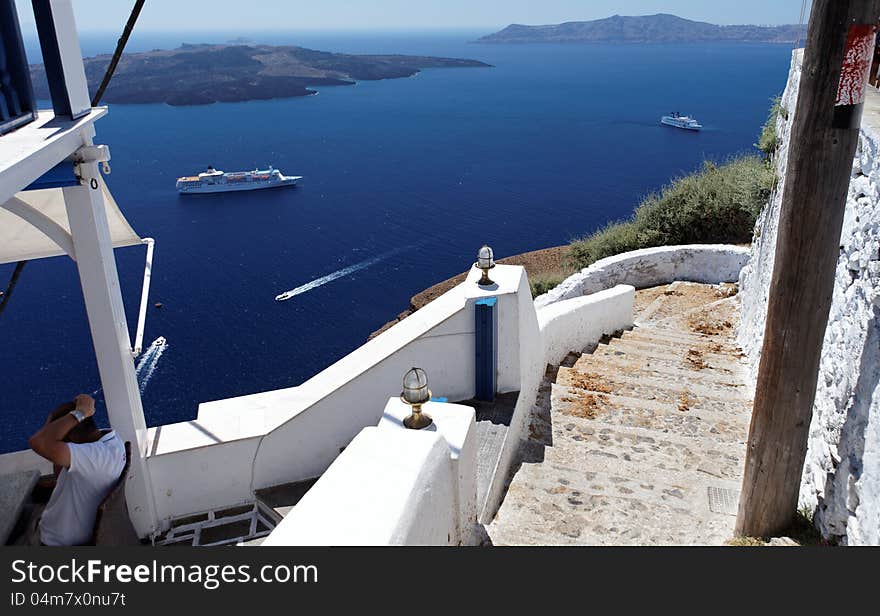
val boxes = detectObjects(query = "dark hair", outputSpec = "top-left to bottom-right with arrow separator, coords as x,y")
49,401 -> 99,442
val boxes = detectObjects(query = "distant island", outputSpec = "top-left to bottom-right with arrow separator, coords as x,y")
476,13 -> 805,44
29,43 -> 491,106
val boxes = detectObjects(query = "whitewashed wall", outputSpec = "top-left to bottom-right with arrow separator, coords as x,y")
535,244 -> 749,308
144,265 -> 543,525
263,427 -> 458,546
538,285 -> 635,366
738,50 -> 880,545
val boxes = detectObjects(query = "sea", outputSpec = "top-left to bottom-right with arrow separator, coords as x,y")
0,30 -> 794,452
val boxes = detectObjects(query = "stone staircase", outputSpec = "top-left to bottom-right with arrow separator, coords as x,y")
487,282 -> 753,545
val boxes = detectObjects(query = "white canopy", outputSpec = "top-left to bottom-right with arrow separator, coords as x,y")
0,176 -> 141,265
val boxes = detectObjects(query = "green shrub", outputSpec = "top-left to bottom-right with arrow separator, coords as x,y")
567,155 -> 775,270
756,96 -> 783,159
530,274 -> 566,298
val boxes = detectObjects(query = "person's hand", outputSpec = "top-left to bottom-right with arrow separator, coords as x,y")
74,394 -> 96,418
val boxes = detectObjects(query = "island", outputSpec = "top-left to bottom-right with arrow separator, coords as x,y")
476,13 -> 806,44
29,43 -> 491,106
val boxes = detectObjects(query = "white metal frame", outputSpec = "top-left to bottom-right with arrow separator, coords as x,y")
157,501 -> 280,547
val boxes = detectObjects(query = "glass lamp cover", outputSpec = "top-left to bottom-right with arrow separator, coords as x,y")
402,367 -> 429,404
477,245 -> 494,269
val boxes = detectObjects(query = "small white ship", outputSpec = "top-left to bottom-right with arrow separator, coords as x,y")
661,112 -> 702,131
176,166 -> 302,194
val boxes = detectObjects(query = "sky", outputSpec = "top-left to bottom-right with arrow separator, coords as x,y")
16,0 -> 812,32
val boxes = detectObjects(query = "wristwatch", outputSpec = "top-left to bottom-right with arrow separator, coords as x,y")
69,409 -> 85,423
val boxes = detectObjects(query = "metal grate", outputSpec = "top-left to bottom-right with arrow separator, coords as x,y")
707,486 -> 740,516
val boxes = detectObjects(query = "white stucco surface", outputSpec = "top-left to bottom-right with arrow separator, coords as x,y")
0,449 -> 52,476
480,268 -> 544,523
534,244 -> 749,308
738,50 -> 880,545
262,427 -> 456,546
538,285 -> 635,366
142,264 -> 543,525
379,398 -> 478,544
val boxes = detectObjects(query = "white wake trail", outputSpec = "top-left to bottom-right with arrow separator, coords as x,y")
275,248 -> 402,302
134,336 -> 168,395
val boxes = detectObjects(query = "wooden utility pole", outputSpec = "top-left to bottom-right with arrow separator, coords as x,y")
736,0 -> 880,538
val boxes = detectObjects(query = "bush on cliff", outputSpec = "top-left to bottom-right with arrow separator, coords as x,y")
530,273 -> 566,298
756,96 -> 784,159
567,154 -> 775,270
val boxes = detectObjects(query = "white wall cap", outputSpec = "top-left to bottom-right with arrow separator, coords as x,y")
378,397 -> 476,460
262,426 -> 451,546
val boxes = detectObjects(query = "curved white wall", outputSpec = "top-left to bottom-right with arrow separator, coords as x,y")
535,244 -> 749,309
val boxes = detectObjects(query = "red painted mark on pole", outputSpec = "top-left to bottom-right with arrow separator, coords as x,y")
833,24 -> 878,129
836,24 -> 877,107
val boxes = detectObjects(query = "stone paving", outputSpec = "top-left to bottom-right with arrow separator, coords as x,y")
487,282 -> 753,545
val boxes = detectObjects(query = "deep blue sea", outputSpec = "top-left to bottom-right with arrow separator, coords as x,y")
0,30 -> 793,452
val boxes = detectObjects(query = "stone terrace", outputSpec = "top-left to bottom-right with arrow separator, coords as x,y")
488,282 -> 753,545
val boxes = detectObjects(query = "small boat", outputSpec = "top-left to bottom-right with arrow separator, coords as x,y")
176,166 -> 302,194
661,112 -> 702,131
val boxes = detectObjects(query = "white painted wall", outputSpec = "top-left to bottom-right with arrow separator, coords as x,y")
264,398 -> 477,546
480,268 -> 544,523
534,244 -> 749,309
538,285 -> 635,366
738,50 -> 880,545
0,449 -> 52,476
143,264 -> 543,526
262,426 -> 457,546
378,398 -> 478,544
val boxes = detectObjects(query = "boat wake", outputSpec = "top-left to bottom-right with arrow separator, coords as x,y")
135,336 -> 168,395
275,248 -> 402,302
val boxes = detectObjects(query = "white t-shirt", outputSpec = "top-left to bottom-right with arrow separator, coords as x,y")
39,431 -> 126,546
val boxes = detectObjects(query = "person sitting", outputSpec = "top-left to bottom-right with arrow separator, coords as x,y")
28,394 -> 126,546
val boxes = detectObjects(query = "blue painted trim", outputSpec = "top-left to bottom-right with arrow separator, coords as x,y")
31,0 -> 84,119
474,297 -> 498,402
23,161 -> 78,190
0,0 -> 38,135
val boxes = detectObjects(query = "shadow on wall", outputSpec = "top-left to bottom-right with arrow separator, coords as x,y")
816,308 -> 880,542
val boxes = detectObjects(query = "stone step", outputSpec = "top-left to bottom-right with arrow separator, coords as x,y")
550,382 -> 751,440
490,462 -> 738,545
574,346 -> 743,385
608,335 -> 744,365
627,324 -> 722,346
556,365 -> 750,407
549,383 -> 750,444
543,414 -> 746,483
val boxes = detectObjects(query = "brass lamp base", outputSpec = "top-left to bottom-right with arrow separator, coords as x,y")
476,262 -> 495,286
403,408 -> 433,430
400,393 -> 433,430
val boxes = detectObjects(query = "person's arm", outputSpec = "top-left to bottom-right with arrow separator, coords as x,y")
29,394 -> 96,468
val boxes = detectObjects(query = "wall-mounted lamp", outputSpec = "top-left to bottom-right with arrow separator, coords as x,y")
401,367 -> 432,430
475,245 -> 495,286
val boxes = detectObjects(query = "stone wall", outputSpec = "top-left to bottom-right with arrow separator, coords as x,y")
738,50 -> 880,545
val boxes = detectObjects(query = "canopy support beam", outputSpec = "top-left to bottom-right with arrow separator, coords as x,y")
63,159 -> 158,539
0,195 -> 76,260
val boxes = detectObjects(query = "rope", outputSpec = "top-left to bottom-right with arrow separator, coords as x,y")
0,261 -> 27,316
795,0 -> 808,49
1,1 -> 146,320
91,0 -> 146,106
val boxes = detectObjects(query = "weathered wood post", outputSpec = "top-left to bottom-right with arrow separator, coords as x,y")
736,0 -> 880,538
